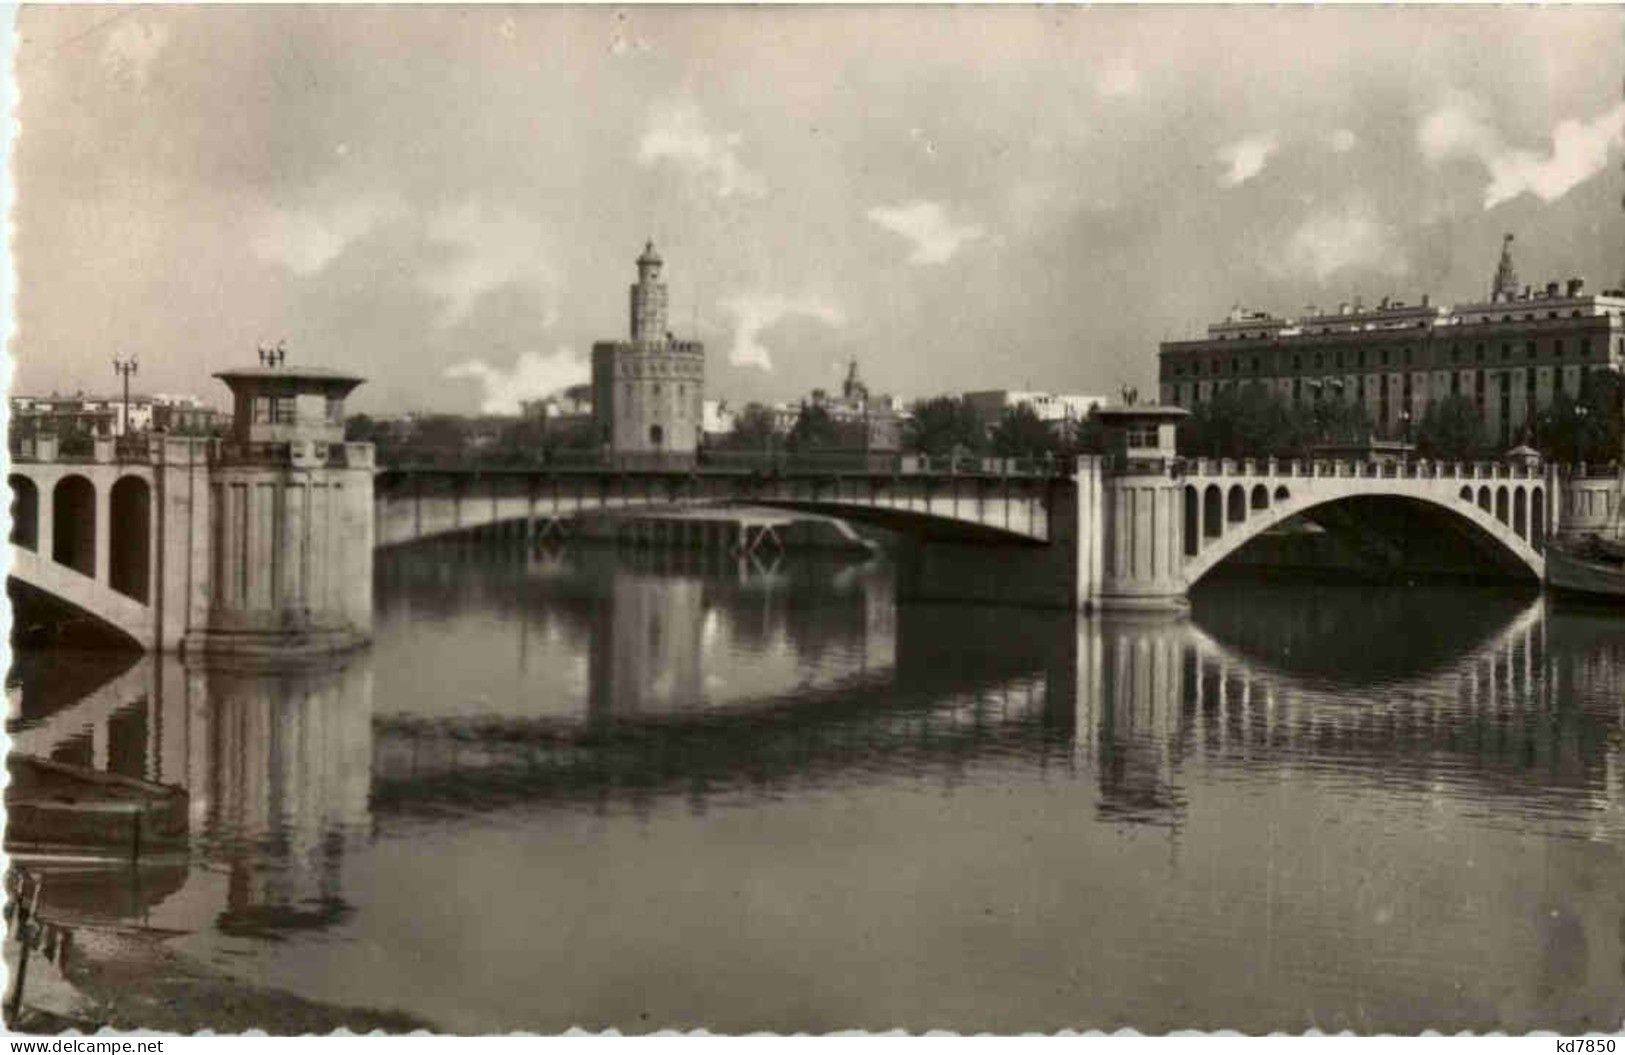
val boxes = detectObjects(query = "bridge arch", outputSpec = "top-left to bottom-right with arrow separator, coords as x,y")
1513,487 -> 1527,539
1477,486 -> 1491,513
1273,485 -> 1290,503
109,476 -> 152,602
9,474 -> 39,550
52,475 -> 96,577
1495,486 -> 1509,525
1182,483 -> 1544,589
1226,485 -> 1245,523
1531,489 -> 1546,550
1250,484 -> 1269,511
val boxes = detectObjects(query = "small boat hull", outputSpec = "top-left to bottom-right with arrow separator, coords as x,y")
1545,542 -> 1625,600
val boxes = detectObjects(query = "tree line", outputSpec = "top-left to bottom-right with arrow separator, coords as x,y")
1178,373 -> 1622,464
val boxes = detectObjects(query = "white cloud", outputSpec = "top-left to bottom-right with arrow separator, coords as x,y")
1419,99 -> 1625,209
1217,134 -> 1278,187
637,101 -> 765,199
1328,128 -> 1358,154
1278,206 -> 1408,282
250,195 -> 405,276
717,294 -> 845,372
101,19 -> 169,89
420,201 -> 558,327
443,347 -> 586,415
866,201 -> 985,265
1096,61 -> 1141,99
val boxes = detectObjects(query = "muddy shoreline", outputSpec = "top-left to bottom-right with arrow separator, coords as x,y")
21,927 -> 436,1036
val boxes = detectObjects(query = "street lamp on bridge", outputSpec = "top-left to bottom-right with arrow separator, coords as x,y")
112,354 -> 138,453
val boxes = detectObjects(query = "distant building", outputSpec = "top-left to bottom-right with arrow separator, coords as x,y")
9,391 -> 222,444
1158,235 -> 1625,446
522,382 -> 593,437
961,389 -> 1109,440
789,359 -> 904,450
590,242 -> 705,459
702,399 -> 737,439
150,393 -> 226,435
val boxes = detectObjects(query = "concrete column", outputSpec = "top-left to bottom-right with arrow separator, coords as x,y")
36,476 -> 54,564
94,476 -> 111,584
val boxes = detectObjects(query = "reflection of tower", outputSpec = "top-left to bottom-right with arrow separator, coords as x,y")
180,653 -> 374,938
587,567 -> 706,721
1076,614 -> 1188,826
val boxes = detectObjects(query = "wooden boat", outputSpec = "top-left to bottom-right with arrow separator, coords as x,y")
1546,461 -> 1625,601
3,755 -> 189,862
1546,537 -> 1625,600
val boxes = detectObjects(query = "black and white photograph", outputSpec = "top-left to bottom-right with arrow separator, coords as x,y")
4,3 -> 1625,1037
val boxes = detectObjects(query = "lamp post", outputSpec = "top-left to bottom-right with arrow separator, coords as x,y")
112,355 -> 138,453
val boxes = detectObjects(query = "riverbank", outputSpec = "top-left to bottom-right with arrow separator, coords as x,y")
24,926 -> 434,1035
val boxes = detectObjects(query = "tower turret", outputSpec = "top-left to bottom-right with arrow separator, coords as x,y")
1491,233 -> 1520,303
630,239 -> 668,343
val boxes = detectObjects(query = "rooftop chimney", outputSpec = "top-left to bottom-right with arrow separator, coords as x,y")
1567,277 -> 1585,297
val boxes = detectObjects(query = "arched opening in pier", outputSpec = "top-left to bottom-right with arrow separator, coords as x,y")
1203,485 -> 1222,538
1227,485 -> 1246,524
109,476 -> 152,603
1183,486 -> 1199,556
52,475 -> 96,577
9,475 -> 39,550
1273,486 -> 1291,503
1531,488 -> 1546,551
1512,487 -> 1527,540
1477,486 -> 1492,513
1495,486 -> 1509,525
1250,485 -> 1269,511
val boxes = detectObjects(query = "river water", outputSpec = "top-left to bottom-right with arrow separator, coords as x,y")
8,541 -> 1625,1033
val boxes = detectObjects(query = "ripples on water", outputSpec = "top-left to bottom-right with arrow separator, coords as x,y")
7,540 -> 1625,1033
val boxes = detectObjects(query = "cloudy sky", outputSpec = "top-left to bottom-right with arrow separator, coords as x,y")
12,5 -> 1625,414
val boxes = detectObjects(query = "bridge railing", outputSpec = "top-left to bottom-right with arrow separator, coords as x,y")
1179,457 -> 1552,482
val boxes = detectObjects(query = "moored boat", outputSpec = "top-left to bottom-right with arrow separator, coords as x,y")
1546,537 -> 1625,600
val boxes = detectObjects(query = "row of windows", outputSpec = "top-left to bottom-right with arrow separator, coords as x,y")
615,358 -> 703,379
1173,364 -> 1606,404
618,383 -> 697,416
1166,335 -> 1622,378
1208,306 -> 1617,341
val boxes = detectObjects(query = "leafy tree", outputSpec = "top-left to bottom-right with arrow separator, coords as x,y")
1306,397 -> 1374,449
719,403 -> 779,451
786,401 -> 839,451
344,413 -> 377,443
1177,384 -> 1381,460
906,397 -> 987,457
1414,395 -> 1485,461
1541,369 -> 1625,465
990,404 -> 1056,458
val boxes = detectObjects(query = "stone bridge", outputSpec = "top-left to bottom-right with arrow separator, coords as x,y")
8,443 -> 162,649
373,464 -> 1060,549
10,436 -> 1623,652
1175,457 -> 1556,587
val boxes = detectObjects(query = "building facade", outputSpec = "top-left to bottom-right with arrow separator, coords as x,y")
1158,237 -> 1625,446
961,389 -> 1109,440
590,242 -> 705,460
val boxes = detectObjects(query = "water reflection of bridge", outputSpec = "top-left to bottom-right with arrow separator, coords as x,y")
9,571 -> 1624,931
